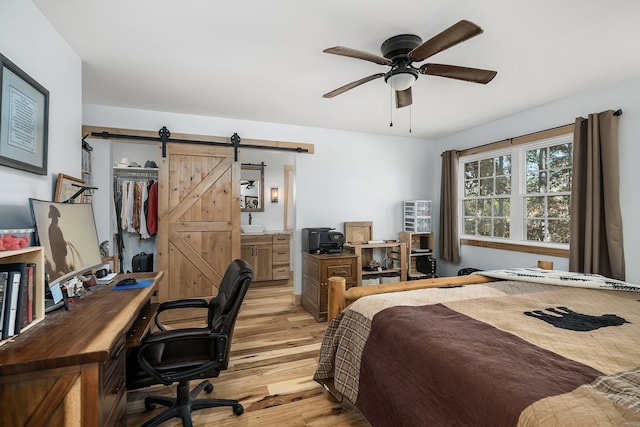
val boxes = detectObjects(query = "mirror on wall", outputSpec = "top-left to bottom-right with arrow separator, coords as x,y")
241,163 -> 264,212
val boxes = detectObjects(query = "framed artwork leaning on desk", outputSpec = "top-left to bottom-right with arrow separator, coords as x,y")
29,199 -> 104,289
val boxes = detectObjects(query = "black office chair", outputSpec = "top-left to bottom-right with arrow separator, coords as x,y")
127,259 -> 253,427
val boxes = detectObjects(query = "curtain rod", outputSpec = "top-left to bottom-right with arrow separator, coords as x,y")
511,108 -> 623,142
454,108 -> 623,157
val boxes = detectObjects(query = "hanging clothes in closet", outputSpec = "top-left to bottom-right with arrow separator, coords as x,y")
113,168 -> 158,272
114,174 -> 158,239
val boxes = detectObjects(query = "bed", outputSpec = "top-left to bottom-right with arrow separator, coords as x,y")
314,268 -> 640,426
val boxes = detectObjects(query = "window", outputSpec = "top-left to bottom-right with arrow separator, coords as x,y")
460,132 -> 573,248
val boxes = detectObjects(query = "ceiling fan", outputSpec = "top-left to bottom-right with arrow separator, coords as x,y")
322,20 -> 497,109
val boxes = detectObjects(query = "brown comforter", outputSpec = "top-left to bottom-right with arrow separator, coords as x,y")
314,280 -> 640,426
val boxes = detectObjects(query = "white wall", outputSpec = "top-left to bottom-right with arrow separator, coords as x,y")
83,105 -> 433,293
430,75 -> 640,283
0,0 -> 81,227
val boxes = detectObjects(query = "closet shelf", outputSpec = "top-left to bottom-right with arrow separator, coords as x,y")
113,167 -> 158,177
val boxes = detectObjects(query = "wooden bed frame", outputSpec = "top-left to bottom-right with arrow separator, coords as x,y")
326,261 -> 555,321
327,274 -> 496,321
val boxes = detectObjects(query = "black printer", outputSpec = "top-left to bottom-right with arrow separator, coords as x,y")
301,227 -> 345,254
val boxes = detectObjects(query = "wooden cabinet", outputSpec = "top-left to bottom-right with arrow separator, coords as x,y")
241,235 -> 273,282
241,233 -> 290,283
302,252 -> 357,321
400,231 -> 436,279
346,242 -> 407,286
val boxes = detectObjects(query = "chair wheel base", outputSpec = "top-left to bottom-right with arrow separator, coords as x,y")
140,380 -> 243,427
233,403 -> 244,415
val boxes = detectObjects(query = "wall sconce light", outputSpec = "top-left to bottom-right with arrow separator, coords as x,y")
270,187 -> 279,203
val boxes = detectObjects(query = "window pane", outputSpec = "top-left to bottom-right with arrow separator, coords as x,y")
492,198 -> 510,217
495,155 -> 511,175
548,219 -> 570,243
464,200 -> 477,216
494,219 -> 510,238
478,199 -> 491,216
478,218 -> 491,236
479,159 -> 493,177
549,143 -> 572,169
549,169 -> 571,192
464,179 -> 478,197
548,195 -> 570,218
527,148 -> 547,171
495,176 -> 511,195
526,171 -> 549,193
479,178 -> 494,196
526,219 -> 545,241
464,218 -> 477,235
465,162 -> 478,180
526,196 -> 545,218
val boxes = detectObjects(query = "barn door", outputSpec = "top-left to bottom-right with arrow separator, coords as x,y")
157,143 -> 240,302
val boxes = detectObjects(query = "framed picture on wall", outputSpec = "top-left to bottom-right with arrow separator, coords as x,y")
54,173 -> 86,203
0,54 -> 49,175
245,196 -> 259,209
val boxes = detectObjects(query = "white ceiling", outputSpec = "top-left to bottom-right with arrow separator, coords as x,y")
33,0 -> 640,139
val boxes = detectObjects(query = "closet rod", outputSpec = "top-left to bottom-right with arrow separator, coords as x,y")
90,127 -> 310,159
114,170 -> 158,178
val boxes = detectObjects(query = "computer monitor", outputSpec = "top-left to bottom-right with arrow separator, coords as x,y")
29,199 -> 104,310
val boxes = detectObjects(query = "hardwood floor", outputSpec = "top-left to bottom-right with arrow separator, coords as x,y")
125,282 -> 371,426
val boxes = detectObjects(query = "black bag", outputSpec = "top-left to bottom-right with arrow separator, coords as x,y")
132,252 -> 154,272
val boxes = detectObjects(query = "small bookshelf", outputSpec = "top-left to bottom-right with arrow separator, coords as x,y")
0,247 -> 45,346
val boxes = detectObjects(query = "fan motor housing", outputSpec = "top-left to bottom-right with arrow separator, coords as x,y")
381,34 -> 423,60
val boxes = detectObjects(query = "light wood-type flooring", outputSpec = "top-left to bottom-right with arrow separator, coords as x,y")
125,282 -> 371,426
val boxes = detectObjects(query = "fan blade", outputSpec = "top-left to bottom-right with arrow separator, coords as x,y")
409,20 -> 483,62
420,63 -> 497,84
323,46 -> 392,66
396,87 -> 412,108
323,73 -> 385,98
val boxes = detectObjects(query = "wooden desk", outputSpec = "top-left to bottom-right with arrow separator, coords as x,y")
0,272 -> 163,427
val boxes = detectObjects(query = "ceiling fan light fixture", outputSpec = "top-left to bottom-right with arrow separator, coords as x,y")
385,68 -> 418,91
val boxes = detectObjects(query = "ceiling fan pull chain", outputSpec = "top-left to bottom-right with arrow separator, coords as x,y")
389,87 -> 394,127
409,105 -> 412,133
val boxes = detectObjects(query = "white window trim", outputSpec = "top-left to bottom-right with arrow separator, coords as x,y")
458,132 -> 573,251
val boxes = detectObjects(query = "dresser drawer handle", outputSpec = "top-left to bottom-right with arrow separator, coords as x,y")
333,270 -> 347,276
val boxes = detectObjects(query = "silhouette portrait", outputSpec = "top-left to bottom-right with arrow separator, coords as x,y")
29,199 -> 104,284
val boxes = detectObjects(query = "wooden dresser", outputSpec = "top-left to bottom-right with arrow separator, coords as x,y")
301,252 -> 357,321
0,272 -> 162,426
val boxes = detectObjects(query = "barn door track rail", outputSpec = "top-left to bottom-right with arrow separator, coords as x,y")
86,126 -> 313,160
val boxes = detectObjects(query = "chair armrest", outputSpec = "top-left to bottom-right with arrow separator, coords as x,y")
141,327 -> 215,345
137,329 -> 229,385
154,298 -> 209,331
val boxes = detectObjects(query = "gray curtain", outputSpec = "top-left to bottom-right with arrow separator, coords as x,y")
439,150 -> 460,263
569,110 -> 625,280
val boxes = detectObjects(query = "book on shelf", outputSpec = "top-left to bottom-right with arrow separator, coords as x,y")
18,263 -> 36,330
1,270 -> 22,339
0,271 -> 7,339
0,262 -> 28,339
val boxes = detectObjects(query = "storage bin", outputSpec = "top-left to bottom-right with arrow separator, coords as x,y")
0,229 -> 33,251
403,200 -> 432,232
362,276 -> 380,286
380,273 -> 400,284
